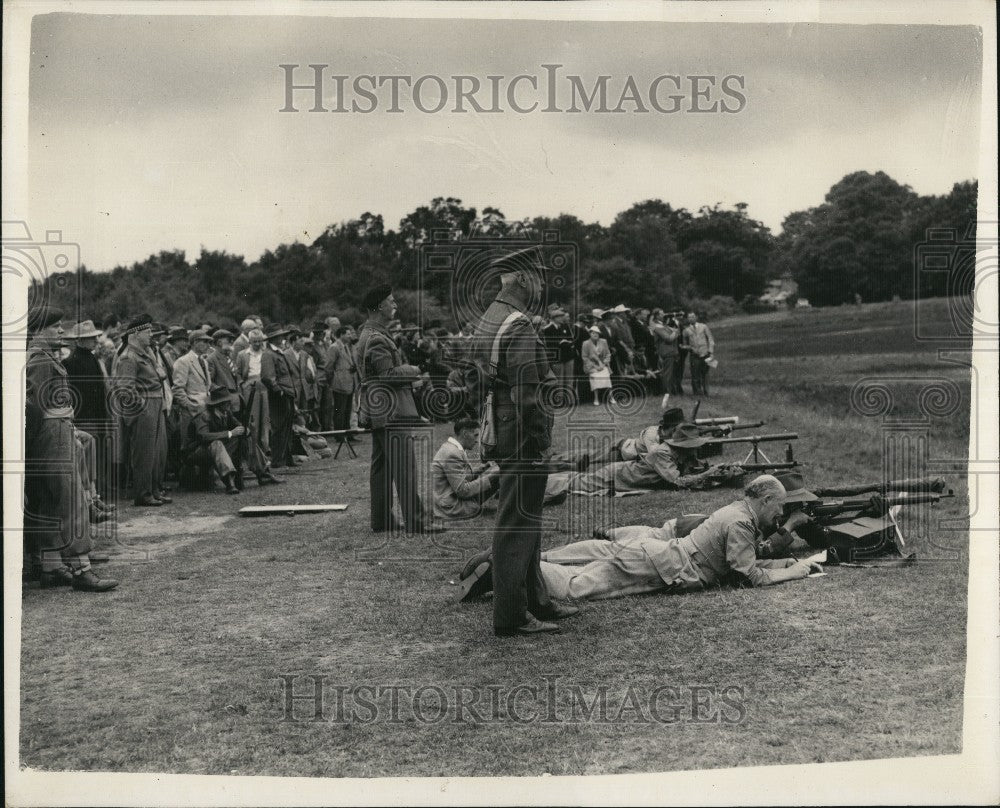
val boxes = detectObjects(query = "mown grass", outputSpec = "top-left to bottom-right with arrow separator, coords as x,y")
19,297 -> 971,777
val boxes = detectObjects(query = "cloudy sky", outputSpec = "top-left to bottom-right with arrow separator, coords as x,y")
26,13 -> 983,271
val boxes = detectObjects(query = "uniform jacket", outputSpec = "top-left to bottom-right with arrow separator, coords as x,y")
324,340 -> 357,394
62,346 -> 111,424
431,437 -> 494,519
283,348 -> 304,406
261,344 -> 296,398
171,350 -> 212,415
26,341 -> 75,419
114,344 -> 166,426
355,319 -> 420,428
473,289 -> 554,459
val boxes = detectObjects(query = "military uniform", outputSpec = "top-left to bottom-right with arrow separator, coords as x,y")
474,287 -> 557,634
115,344 -> 168,502
356,319 -> 427,531
25,341 -> 93,572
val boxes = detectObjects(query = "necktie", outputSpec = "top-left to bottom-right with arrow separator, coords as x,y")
200,356 -> 210,382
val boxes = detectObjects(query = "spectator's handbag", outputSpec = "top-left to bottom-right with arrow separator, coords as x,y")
479,311 -> 527,457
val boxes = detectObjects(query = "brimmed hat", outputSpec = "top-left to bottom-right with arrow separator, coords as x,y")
660,407 -> 685,430
212,329 -> 234,342
666,423 -> 708,449
773,470 -> 818,503
611,304 -> 631,313
591,308 -> 605,318
187,329 -> 211,344
151,322 -> 167,337
490,245 -> 543,273
265,323 -> 290,340
208,387 -> 233,406
588,325 -> 601,334
167,326 -> 189,342
64,319 -> 102,339
27,305 -> 64,333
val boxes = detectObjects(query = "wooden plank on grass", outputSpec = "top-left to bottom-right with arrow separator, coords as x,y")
238,504 -> 349,517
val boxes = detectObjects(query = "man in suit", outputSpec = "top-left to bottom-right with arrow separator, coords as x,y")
63,319 -> 116,499
171,329 -> 213,469
356,285 -> 443,535
432,418 -> 499,520
207,328 -> 241,413
261,324 -> 297,467
25,307 -> 119,591
541,304 -> 575,400
472,248 -> 576,637
114,315 -> 172,508
325,325 -> 358,439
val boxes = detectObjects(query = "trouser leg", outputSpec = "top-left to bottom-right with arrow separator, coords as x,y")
127,400 -> 160,500
268,394 -> 292,467
542,538 -> 620,565
36,419 -> 92,572
208,439 -> 238,478
387,426 -> 424,530
369,428 -> 391,530
563,550 -> 664,601
492,458 -> 551,633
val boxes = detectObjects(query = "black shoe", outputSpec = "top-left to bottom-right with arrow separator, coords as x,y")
134,496 -> 163,507
534,602 -> 580,621
72,570 -> 119,592
574,454 -> 591,474
257,473 -> 286,486
89,505 -> 113,524
460,549 -> 492,581
495,616 -> 560,637
455,561 -> 492,603
592,528 -> 613,541
40,568 -> 75,588
224,473 -> 240,495
94,499 -> 117,513
156,493 -> 173,504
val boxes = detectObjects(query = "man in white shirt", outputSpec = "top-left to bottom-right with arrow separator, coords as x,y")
431,419 -> 499,520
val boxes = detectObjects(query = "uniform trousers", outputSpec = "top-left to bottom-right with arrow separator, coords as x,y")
332,391 -> 353,435
492,457 -> 553,633
28,417 -> 92,572
123,397 -> 167,500
369,425 -> 425,531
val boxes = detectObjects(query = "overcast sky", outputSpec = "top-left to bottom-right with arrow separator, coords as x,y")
27,14 -> 982,271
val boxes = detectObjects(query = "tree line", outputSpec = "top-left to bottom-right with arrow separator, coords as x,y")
36,170 -> 977,328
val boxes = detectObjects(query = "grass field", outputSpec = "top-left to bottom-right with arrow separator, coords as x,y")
19,297 -> 974,777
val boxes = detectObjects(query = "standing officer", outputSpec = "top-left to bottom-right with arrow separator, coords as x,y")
261,323 -> 296,467
25,307 -> 119,591
473,248 -> 578,637
356,284 -> 444,535
115,315 -> 171,507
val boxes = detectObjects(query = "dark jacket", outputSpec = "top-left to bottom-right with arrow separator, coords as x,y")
261,344 -> 295,398
473,289 -> 554,460
207,348 -> 241,408
355,319 -> 420,428
62,346 -> 111,425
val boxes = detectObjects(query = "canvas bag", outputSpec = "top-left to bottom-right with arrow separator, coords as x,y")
479,311 -> 528,455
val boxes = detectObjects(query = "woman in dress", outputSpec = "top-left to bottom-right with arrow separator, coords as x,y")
581,325 -> 612,406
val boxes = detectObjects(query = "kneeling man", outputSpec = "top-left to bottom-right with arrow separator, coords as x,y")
458,475 -> 821,603
432,418 -> 500,520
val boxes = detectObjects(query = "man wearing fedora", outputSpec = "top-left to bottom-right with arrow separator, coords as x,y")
472,248 -> 577,637
63,319 -> 116,499
261,323 -> 296,467
457,475 -> 821,606
181,387 -> 283,493
115,315 -> 171,507
356,284 -> 442,535
543,422 -> 743,500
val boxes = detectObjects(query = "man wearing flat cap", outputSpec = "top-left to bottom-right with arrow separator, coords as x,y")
25,307 -> 119,591
471,247 -> 576,637
114,315 -> 171,507
356,284 -> 442,534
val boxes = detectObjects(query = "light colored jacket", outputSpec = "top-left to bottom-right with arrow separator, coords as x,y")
431,438 -> 495,519
683,322 -> 715,358
581,338 -> 611,374
171,350 -> 211,415
324,339 -> 357,394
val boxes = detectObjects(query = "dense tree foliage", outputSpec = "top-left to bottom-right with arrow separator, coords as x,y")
37,174 -> 977,328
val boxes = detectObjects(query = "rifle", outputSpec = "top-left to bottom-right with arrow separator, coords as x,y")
812,477 -> 947,497
698,421 -> 765,437
802,490 -> 954,521
694,416 -> 740,426
701,431 -> 798,467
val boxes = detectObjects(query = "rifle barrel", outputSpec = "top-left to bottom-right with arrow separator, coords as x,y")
706,432 -> 798,445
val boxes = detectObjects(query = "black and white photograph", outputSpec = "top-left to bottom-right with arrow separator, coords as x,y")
3,1 -> 998,805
